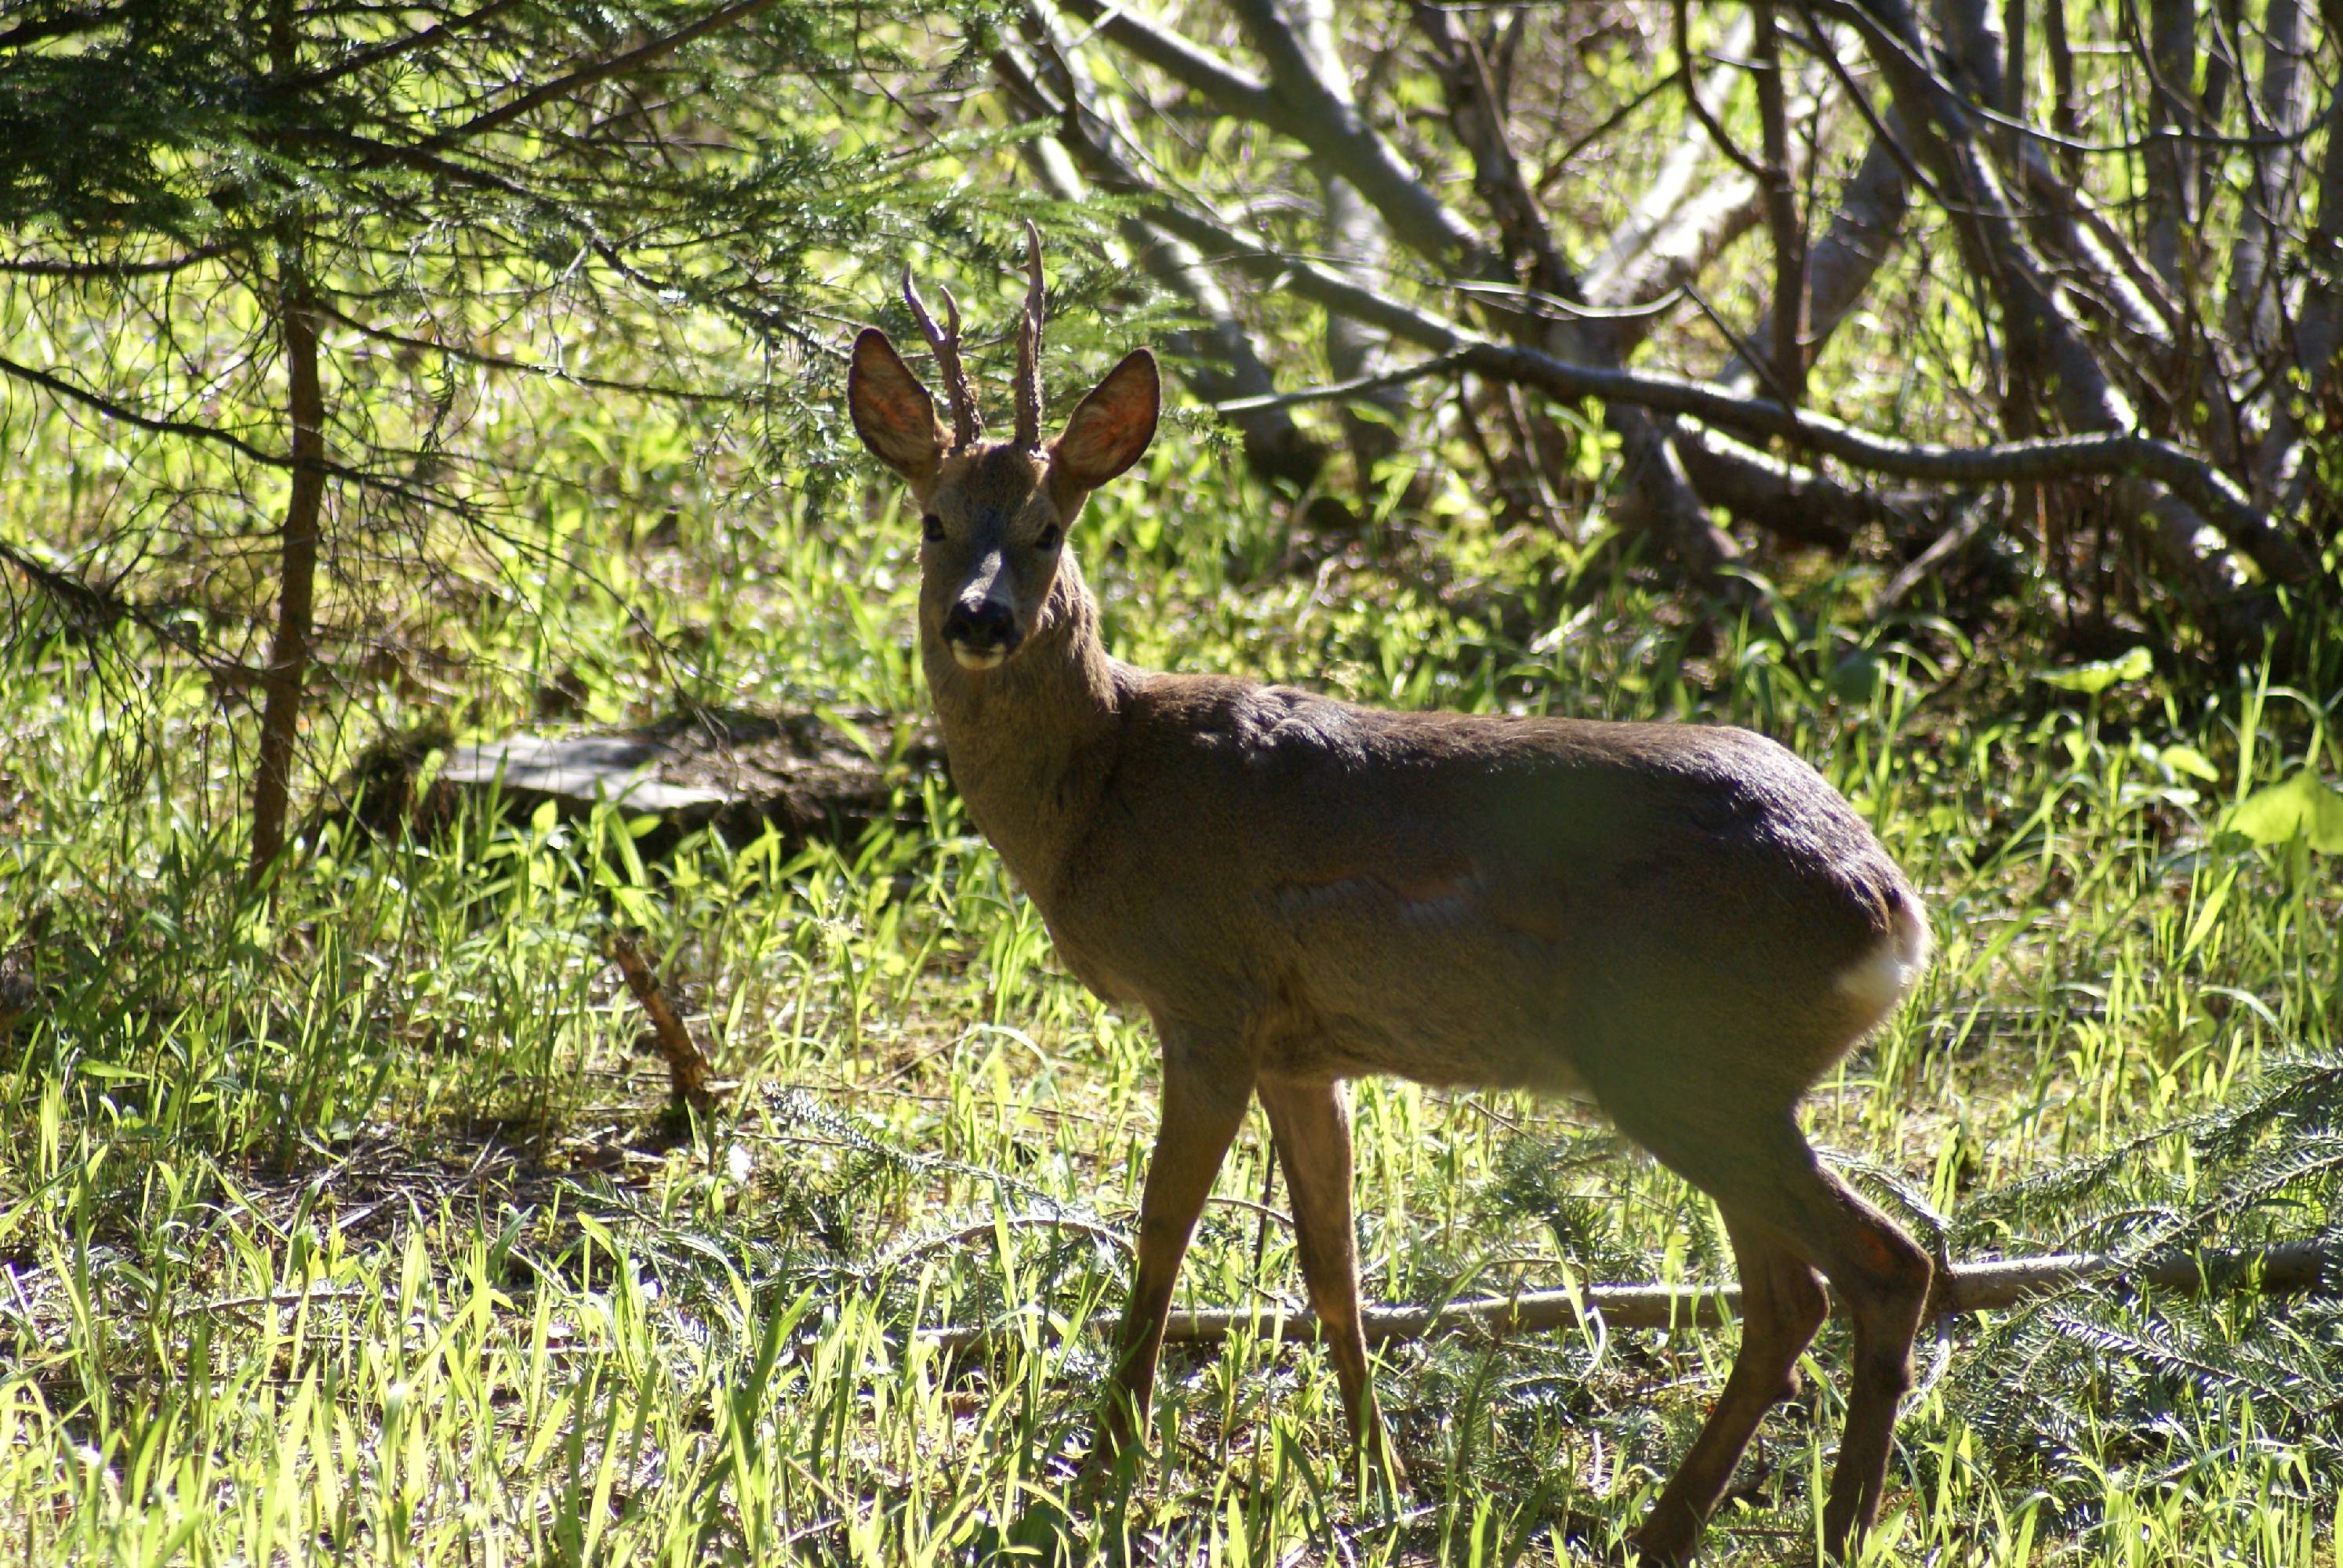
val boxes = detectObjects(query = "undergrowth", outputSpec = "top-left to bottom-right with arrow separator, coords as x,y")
2,429 -> 2341,1564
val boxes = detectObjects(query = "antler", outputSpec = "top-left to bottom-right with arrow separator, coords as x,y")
901,267 -> 983,449
1012,219 -> 1046,452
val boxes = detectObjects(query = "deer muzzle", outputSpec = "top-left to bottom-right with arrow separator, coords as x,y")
943,555 -> 1020,670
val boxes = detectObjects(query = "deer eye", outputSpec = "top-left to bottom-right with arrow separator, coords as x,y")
921,513 -> 945,542
1033,523 -> 1063,551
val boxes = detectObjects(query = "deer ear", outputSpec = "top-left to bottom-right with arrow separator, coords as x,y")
848,329 -> 947,481
1051,350 -> 1159,495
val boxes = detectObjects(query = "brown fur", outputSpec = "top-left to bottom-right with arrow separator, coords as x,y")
848,320 -> 1933,1563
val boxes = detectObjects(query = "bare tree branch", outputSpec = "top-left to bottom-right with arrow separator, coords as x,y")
1586,175 -> 1763,349
1670,0 -> 1771,182
1066,0 -> 1485,265
1582,14 -> 1763,341
1022,0 -> 2328,652
990,38 -> 1328,487
1220,339 -> 2286,529
1719,115 -> 1912,395
1832,0 -> 2181,358
1410,1 -> 1744,579
1809,0 -> 2314,635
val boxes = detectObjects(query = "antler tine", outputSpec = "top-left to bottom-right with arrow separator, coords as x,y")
1012,219 -> 1046,452
901,263 -> 983,449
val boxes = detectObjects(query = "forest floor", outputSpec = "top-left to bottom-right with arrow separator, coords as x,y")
3,439 -> 2340,1564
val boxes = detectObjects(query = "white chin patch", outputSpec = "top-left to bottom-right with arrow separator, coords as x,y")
950,644 -> 1005,671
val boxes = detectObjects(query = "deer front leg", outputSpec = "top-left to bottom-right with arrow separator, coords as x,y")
1255,1075 -> 1403,1493
1093,1025 -> 1254,1477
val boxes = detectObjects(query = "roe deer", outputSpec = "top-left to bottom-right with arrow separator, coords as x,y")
847,227 -> 1934,1564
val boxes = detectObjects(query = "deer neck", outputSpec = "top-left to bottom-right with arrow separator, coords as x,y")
921,554 -> 1125,895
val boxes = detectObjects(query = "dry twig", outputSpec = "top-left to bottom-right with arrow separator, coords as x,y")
608,929 -> 717,1112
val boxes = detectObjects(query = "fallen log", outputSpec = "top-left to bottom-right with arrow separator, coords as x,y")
311,706 -> 943,855
923,1240 -> 2337,1355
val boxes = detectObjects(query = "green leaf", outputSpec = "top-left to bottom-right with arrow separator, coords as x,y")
2158,744 -> 2220,782
2038,646 -> 2152,694
2224,771 -> 2343,853
817,705 -> 880,764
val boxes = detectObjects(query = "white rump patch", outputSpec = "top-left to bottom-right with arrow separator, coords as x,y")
1833,898 -> 1932,1025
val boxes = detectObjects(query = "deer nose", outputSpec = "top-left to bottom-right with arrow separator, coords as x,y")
943,597 -> 1019,662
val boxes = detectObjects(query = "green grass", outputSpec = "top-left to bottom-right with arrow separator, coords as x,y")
3,423 -> 2342,1564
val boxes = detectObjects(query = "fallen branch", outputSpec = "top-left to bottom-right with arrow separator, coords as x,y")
1870,495 -> 1991,614
607,929 -> 716,1112
923,1239 -> 2337,1355
1215,341 -> 2288,574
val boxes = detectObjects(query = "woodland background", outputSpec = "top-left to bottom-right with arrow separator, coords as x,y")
2,0 -> 2341,1560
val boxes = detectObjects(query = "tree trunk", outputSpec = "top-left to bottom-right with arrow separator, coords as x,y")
250,4 -> 328,888
2044,0 -> 2081,179
2254,55 -> 2343,514
1934,0 -> 2011,105
2221,0 -> 2305,358
2000,0 -> 2029,164
249,241 -> 328,887
1753,0 -> 1807,401
2145,0 -> 2198,293
1296,0 -> 1404,494
1719,118 -> 1912,396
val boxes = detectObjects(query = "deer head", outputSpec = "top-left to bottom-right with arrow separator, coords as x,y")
847,223 -> 1160,672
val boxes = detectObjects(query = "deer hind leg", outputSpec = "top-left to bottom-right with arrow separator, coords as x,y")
1600,1091 -> 1930,1563
1630,1218 -> 1829,1566
1094,1025 -> 1254,1475
1255,1075 -> 1401,1485
1767,1151 -> 1932,1558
